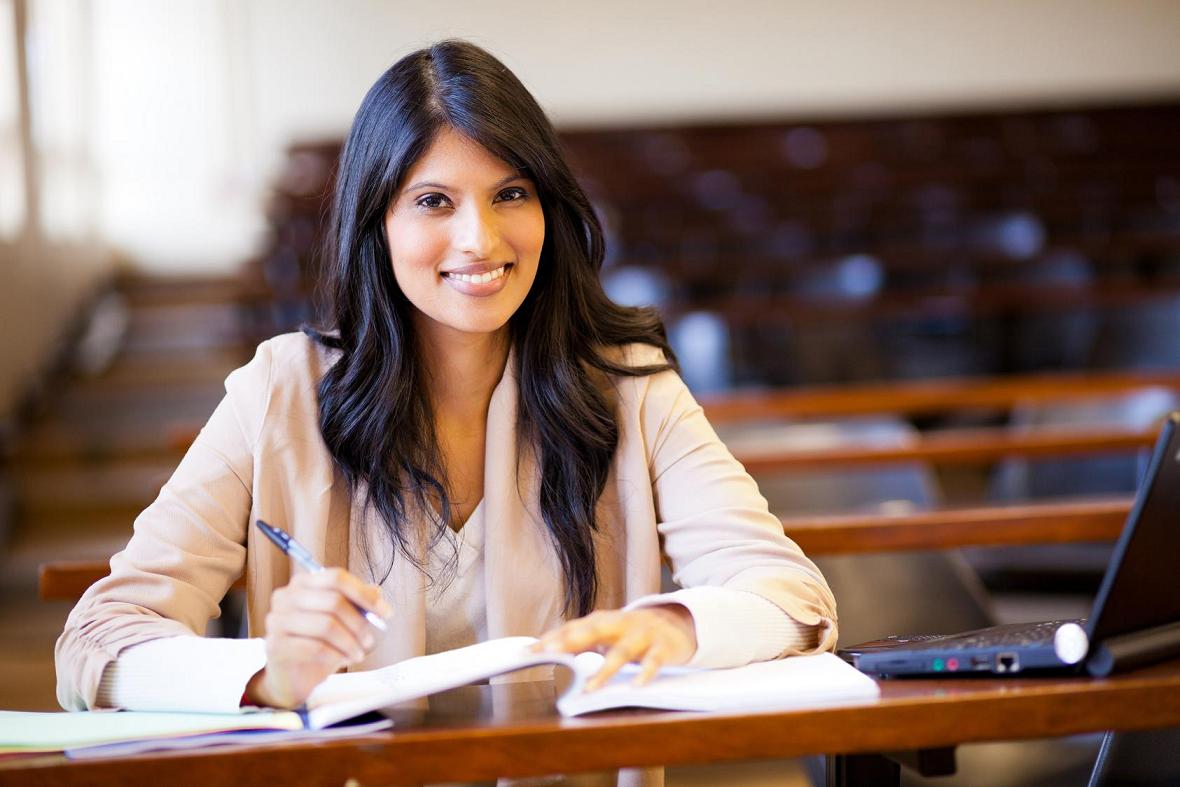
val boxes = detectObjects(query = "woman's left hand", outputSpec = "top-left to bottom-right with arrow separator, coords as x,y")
533,606 -> 697,691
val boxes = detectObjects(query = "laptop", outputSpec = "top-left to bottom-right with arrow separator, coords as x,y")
843,411 -> 1180,678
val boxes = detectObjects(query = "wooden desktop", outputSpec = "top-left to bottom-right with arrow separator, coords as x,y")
4,657 -> 1180,786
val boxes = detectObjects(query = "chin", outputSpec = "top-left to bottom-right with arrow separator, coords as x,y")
437,313 -> 514,338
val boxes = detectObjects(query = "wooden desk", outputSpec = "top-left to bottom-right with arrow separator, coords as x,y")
5,659 -> 1180,786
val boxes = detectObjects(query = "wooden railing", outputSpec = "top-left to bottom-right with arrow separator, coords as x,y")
781,496 -> 1130,555
701,369 -> 1180,423
733,425 -> 1158,471
38,496 -> 1133,602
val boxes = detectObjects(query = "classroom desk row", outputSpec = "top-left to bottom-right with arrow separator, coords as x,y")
36,495 -> 1133,601
19,366 -> 1177,784
5,658 -> 1180,786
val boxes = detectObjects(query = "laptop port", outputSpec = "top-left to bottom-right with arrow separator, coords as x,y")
996,652 -> 1020,673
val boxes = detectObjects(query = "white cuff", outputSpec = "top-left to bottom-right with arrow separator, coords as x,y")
95,636 -> 267,713
626,586 -> 818,669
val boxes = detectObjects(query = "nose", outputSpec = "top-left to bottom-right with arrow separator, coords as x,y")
454,202 -> 499,259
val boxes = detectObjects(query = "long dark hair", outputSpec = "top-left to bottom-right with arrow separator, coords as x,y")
306,40 -> 675,617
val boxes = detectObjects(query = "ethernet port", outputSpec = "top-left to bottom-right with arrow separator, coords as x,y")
996,652 -> 1020,673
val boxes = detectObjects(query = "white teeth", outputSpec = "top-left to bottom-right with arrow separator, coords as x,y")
446,265 -> 507,284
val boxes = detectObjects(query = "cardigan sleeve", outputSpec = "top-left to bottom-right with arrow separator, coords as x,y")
634,353 -> 839,655
54,340 -> 273,711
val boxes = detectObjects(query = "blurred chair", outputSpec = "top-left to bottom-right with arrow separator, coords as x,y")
715,417 -> 995,646
601,265 -> 735,394
991,387 -> 1178,500
1093,296 -> 1180,370
667,312 -> 733,394
785,255 -> 888,384
976,387 -> 1180,590
1004,249 -> 1100,372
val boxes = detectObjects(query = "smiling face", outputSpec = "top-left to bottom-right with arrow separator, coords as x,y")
384,126 -> 545,346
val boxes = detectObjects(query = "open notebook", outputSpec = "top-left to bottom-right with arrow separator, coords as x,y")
305,636 -> 878,727
2,637 -> 877,757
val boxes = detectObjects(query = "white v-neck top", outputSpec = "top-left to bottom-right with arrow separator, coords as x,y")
425,500 -> 488,656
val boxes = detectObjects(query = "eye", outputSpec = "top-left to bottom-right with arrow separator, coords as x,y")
496,186 -> 529,203
414,193 -> 451,210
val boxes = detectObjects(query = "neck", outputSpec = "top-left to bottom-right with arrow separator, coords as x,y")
416,320 -> 511,420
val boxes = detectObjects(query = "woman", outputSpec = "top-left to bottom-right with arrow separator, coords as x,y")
56,40 -> 836,719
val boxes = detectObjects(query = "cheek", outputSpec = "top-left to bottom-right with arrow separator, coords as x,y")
514,209 -> 547,261
386,221 -> 445,283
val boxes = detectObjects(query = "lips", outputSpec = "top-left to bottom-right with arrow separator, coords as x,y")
439,262 -> 514,296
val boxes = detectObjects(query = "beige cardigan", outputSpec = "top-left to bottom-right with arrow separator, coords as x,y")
56,333 -> 837,712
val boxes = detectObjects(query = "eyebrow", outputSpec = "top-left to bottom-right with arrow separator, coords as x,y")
402,172 -> 528,193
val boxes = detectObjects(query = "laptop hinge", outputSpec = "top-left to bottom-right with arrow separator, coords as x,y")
1086,620 -> 1180,676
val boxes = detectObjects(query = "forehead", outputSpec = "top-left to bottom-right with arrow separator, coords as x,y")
402,127 -> 520,185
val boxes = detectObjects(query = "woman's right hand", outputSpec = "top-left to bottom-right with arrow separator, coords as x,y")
244,568 -> 393,708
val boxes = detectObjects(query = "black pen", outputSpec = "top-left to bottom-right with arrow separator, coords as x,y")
255,519 -> 388,632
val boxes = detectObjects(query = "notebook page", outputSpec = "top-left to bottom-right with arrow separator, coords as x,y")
306,636 -> 582,728
558,653 -> 879,716
64,717 -> 394,759
0,709 -> 304,754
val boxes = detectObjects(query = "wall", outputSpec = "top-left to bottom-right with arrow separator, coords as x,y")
0,241 -> 109,421
85,0 -> 1180,274
243,0 -> 1180,133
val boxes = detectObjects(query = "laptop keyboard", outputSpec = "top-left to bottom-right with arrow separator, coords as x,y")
927,619 -> 1085,650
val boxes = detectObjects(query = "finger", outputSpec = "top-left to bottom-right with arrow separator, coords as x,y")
303,568 -> 394,618
585,630 -> 650,692
632,643 -> 669,687
289,588 -> 378,651
539,612 -> 623,653
268,609 -> 368,662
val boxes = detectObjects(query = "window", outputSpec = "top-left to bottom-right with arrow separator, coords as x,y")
0,0 -> 25,240
26,0 -> 93,241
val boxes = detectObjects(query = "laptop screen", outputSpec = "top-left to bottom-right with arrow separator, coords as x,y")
1086,413 -> 1180,647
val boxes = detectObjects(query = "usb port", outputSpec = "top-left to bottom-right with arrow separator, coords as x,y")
996,652 -> 1020,673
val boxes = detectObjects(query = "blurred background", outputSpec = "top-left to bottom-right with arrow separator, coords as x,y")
2,1 -> 1180,783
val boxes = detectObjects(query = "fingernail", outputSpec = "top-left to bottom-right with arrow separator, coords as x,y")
353,649 -> 365,661
363,634 -> 375,650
